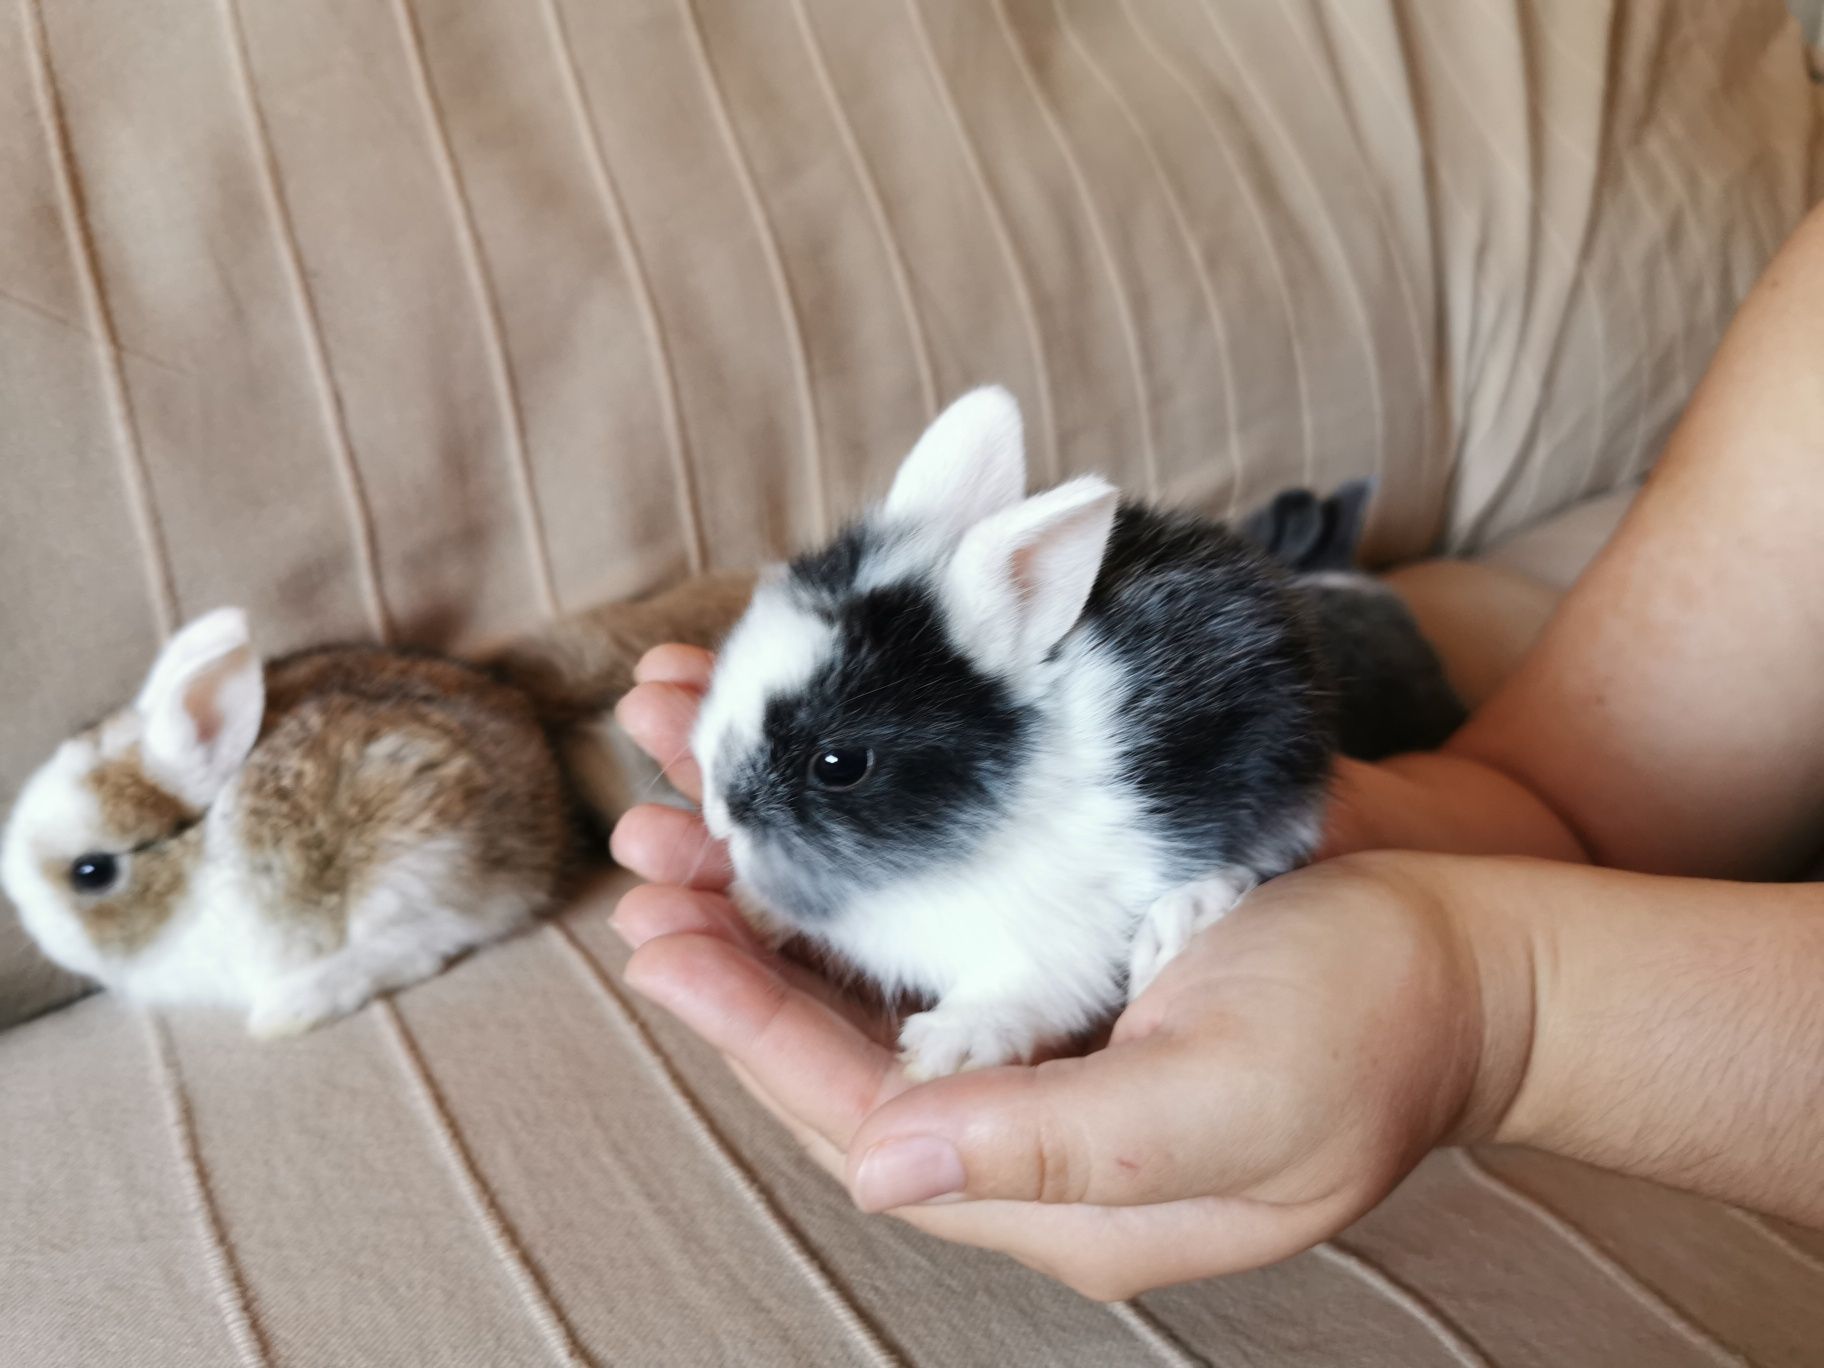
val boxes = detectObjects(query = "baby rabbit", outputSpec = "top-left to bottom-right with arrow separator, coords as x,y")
2,609 -> 571,1036
1235,481 -> 1465,760
693,387 -> 1458,1078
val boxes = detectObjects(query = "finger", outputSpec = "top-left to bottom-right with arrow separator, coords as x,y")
725,1058 -> 848,1180
634,643 -> 715,689
732,1043 -> 1343,1296
610,884 -> 765,953
610,804 -> 733,889
615,682 -> 704,799
610,886 -> 900,1036
897,1191 -> 1348,1300
720,1020 -> 1322,1294
1313,757 -> 1374,861
844,1034 -> 1281,1212
625,932 -> 906,1148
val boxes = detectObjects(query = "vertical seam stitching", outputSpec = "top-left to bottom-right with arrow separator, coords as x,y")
991,0 -> 1159,497
788,0 -> 939,421
379,1002 -> 592,1367
20,0 -> 180,638
1117,0 -> 1317,489
1397,1 -> 1614,551
1513,0 -> 1655,506
541,0 -> 707,576
550,922 -> 901,1368
1279,1 -> 1436,549
902,0 -> 1061,483
1531,4 -> 1782,505
219,0 -> 391,642
1456,1151 -> 1749,1367
146,1016 -> 272,1368
1105,1300 -> 1206,1367
1321,0 -> 1474,539
1054,0 -> 1243,516
1313,1238 -> 1492,1368
1468,0 -> 1646,525
675,0 -> 828,538
1193,0 -> 1387,522
1323,0 -> 1553,554
391,0 -> 562,618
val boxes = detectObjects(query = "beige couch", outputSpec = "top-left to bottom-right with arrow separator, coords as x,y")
4,2 -> 1823,1363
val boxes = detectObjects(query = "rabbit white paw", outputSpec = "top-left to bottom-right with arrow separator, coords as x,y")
247,959 -> 390,1038
898,1001 -> 1050,1080
1127,869 -> 1257,1003
247,982 -> 362,1039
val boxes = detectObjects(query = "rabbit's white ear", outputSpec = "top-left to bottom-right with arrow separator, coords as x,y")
942,476 -> 1119,675
135,608 -> 264,808
883,386 -> 1026,534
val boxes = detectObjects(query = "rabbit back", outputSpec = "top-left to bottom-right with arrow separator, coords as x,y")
1078,503 -> 1334,886
234,647 -> 572,939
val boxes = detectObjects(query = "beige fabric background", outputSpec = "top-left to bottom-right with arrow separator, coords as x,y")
2,2 -> 1823,1364
4,0 -> 1820,1027
7,869 -> 1824,1368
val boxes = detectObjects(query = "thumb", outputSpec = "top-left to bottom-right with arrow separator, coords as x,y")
844,1032 -> 1282,1211
633,643 -> 715,688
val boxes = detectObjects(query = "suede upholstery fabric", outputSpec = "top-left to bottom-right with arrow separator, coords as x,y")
2,0 -> 1819,1023
2,2 -> 1823,1363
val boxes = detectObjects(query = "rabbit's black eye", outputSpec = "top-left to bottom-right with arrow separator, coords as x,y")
69,853 -> 119,893
808,746 -> 873,791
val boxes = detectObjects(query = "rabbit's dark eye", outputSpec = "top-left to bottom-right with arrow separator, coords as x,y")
808,746 -> 873,791
69,853 -> 119,893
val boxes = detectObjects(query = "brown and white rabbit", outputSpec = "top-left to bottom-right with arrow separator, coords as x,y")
1,608 -> 573,1036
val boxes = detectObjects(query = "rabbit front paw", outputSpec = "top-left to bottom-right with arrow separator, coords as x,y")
897,1000 -> 1051,1080
1127,869 -> 1257,1003
247,964 -> 380,1039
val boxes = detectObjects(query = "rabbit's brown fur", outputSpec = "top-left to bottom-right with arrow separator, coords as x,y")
234,648 -> 571,952
3,574 -> 752,1035
87,746 -> 197,837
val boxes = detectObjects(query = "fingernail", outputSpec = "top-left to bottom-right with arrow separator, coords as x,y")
851,1136 -> 966,1213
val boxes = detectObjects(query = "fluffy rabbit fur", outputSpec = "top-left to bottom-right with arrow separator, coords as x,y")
1235,482 -> 1465,760
2,610 -> 571,1036
695,387 -> 1372,1078
488,570 -> 756,826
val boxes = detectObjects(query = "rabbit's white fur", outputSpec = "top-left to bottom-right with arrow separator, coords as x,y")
697,579 -> 838,841
694,387 -> 1337,1076
695,390 -> 1472,1075
816,647 -> 1171,1078
241,837 -> 539,1037
4,730 -> 127,985
3,608 -> 565,1036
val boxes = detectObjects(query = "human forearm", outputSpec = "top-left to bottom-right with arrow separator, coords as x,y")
1331,205 -> 1824,875
1321,753 -> 1588,863
1413,853 -> 1824,1224
1442,204 -> 1824,877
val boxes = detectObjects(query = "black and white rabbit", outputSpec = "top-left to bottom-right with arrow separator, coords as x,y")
693,387 -> 1459,1077
1236,481 -> 1465,761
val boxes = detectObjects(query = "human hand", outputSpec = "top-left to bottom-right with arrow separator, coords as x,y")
612,646 -> 1528,1296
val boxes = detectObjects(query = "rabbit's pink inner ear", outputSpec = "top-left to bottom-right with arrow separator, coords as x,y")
182,656 -> 239,747
943,476 -> 1119,676
882,386 -> 1026,534
140,635 -> 265,808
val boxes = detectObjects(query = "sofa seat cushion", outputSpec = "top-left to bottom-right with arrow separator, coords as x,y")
4,866 -> 1823,1368
4,0 -> 1821,1028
